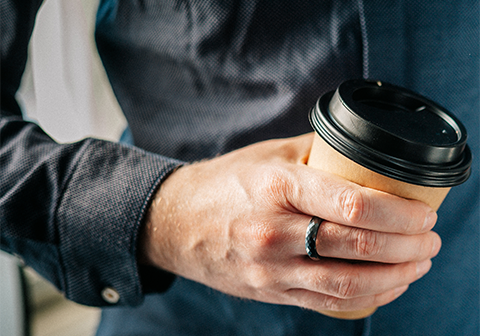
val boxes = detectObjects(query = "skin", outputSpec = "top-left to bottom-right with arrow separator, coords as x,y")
139,133 -> 441,312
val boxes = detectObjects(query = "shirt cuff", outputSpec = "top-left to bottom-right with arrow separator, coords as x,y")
55,139 -> 183,306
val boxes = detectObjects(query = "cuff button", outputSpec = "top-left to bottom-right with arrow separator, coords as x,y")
101,287 -> 120,304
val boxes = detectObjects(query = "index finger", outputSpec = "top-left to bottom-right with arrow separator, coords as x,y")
284,166 -> 437,234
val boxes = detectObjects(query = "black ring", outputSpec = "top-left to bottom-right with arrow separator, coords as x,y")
305,216 -> 323,260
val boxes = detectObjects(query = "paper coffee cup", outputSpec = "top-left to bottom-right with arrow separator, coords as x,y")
307,79 -> 472,319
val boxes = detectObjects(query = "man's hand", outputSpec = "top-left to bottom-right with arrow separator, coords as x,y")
139,133 -> 440,312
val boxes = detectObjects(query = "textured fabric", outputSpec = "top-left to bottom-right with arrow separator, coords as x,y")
98,277 -> 370,336
95,0 -> 479,335
365,2 -> 479,335
1,0 -> 478,334
1,1 -> 182,306
95,0 -> 364,161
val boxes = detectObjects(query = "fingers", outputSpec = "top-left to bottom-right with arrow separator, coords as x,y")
313,221 -> 441,263
287,258 -> 431,312
283,214 -> 439,263
307,258 -> 431,298
237,135 -> 437,235
286,284 -> 409,313
284,164 -> 437,234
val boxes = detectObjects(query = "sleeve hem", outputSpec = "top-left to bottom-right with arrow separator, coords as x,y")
55,139 -> 184,306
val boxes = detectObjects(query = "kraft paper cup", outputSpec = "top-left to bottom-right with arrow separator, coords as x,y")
307,79 -> 472,320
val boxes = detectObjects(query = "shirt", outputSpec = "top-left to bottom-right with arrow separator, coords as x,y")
1,0 -> 478,334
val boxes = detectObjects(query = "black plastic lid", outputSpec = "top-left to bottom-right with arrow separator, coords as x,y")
309,79 -> 472,187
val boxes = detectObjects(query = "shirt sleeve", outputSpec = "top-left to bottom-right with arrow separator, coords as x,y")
1,0 -> 182,307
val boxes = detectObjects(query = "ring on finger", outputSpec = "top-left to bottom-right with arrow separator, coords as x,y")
305,216 -> 324,260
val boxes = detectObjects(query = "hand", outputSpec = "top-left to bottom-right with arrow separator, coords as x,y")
139,133 -> 440,312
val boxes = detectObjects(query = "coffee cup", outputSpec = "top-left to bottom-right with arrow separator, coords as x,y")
307,79 -> 472,319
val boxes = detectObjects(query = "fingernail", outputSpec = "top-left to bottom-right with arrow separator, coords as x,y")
422,211 -> 437,231
416,259 -> 432,277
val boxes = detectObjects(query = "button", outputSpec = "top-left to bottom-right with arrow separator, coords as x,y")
101,287 -> 120,304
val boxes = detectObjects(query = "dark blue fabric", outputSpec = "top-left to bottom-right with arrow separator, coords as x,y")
1,1 -> 183,306
95,0 -> 479,335
97,277 -> 371,336
0,0 -> 478,334
365,2 -> 479,335
95,0 -> 364,161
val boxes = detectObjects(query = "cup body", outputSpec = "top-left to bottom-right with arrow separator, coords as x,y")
307,79 -> 471,319
308,133 -> 449,319
308,133 -> 451,211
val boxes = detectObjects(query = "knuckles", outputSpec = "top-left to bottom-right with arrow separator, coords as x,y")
338,187 -> 370,226
318,295 -> 344,311
249,163 -> 304,216
350,228 -> 383,259
313,272 -> 362,311
250,223 -> 281,250
317,223 -> 384,261
312,267 -> 364,300
261,166 -> 293,201
331,271 -> 362,299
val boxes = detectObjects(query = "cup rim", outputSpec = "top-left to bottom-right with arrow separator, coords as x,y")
309,80 -> 472,187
